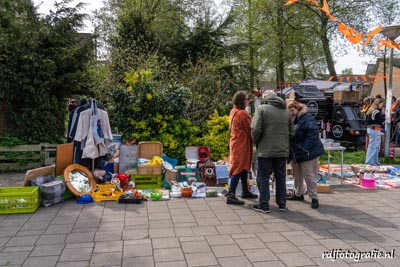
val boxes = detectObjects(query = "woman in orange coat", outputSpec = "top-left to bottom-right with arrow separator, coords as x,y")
227,91 -> 257,205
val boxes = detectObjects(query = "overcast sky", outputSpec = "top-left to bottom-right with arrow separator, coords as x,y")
32,0 -> 371,74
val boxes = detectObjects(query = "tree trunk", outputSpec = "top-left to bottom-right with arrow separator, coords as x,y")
319,11 -> 337,81
298,43 -> 307,80
276,3 -> 285,89
248,0 -> 255,91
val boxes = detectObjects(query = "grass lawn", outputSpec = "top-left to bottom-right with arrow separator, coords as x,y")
320,149 -> 400,165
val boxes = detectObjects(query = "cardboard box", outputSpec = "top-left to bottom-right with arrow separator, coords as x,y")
333,90 -> 360,103
138,142 -> 163,175
165,169 -> 177,184
317,184 -> 330,193
177,168 -> 199,183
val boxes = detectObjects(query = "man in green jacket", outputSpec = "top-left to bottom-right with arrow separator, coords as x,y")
251,90 -> 294,213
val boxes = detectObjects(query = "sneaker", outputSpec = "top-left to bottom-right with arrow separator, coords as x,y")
279,205 -> 288,212
226,194 -> 244,205
253,204 -> 270,213
287,194 -> 304,201
311,198 -> 319,209
241,192 -> 258,199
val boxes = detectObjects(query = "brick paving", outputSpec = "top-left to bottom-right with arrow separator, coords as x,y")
1,173 -> 400,266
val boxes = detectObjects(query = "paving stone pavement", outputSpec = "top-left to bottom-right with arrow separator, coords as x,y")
1,184 -> 400,266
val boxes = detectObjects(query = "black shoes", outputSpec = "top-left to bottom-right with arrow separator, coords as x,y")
287,194 -> 304,201
311,198 -> 319,209
279,205 -> 288,212
226,193 -> 244,205
253,204 -> 270,213
241,192 -> 258,199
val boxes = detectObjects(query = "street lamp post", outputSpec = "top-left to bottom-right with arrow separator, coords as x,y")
380,25 -> 400,157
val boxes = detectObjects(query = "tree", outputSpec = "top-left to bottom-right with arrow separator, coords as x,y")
341,68 -> 353,75
0,0 -> 93,143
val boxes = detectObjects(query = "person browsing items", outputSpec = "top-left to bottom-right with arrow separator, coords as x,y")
287,101 -> 324,209
226,91 -> 257,205
365,98 -> 385,166
251,90 -> 294,213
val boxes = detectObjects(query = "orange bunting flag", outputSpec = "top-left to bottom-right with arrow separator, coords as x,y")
347,31 -> 362,44
361,75 -> 367,81
338,23 -> 350,36
346,76 -> 350,82
306,0 -> 319,6
369,75 -> 376,79
284,0 -> 298,6
362,25 -> 381,47
338,23 -> 362,44
378,40 -> 397,50
321,0 -> 330,15
354,75 -> 358,81
328,14 -> 337,21
376,73 -> 386,80
338,76 -> 344,82
328,76 -> 335,81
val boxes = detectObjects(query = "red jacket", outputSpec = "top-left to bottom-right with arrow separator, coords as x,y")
229,107 -> 253,176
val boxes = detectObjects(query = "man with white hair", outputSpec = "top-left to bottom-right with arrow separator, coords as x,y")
251,90 -> 294,213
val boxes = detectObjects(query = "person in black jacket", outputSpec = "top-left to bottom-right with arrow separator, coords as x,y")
393,97 -> 400,146
365,98 -> 385,165
287,101 -> 324,209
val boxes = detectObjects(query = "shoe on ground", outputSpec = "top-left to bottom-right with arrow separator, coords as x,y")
241,192 -> 258,199
311,198 -> 319,209
226,194 -> 244,205
253,204 -> 270,213
287,194 -> 304,201
279,205 -> 288,212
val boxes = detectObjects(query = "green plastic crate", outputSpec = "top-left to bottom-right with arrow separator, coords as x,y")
0,186 -> 40,214
131,174 -> 162,189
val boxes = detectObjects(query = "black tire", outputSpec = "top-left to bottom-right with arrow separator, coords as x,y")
356,144 -> 365,151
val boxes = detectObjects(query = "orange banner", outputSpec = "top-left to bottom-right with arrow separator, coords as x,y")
284,0 -> 298,6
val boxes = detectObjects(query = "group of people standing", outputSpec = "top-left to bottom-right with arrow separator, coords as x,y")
228,90 -> 324,213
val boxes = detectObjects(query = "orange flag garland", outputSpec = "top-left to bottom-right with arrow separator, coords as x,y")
362,25 -> 382,47
284,0 -> 298,6
306,0 -> 319,6
284,0 -> 392,50
284,0 -> 400,82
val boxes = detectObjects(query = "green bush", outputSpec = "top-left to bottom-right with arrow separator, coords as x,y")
200,110 -> 229,161
109,69 -> 200,164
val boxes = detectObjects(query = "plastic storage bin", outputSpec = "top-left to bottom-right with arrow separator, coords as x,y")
361,178 -> 375,189
0,186 -> 40,214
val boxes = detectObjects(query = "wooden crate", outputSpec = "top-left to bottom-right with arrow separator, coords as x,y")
333,90 -> 360,103
138,142 -> 163,175
138,165 -> 162,175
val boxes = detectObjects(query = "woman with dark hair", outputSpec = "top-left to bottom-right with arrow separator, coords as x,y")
227,91 -> 257,205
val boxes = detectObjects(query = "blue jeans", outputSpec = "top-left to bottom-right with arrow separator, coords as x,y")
256,157 -> 287,208
229,170 -> 249,195
366,128 -> 381,165
396,128 -> 400,147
